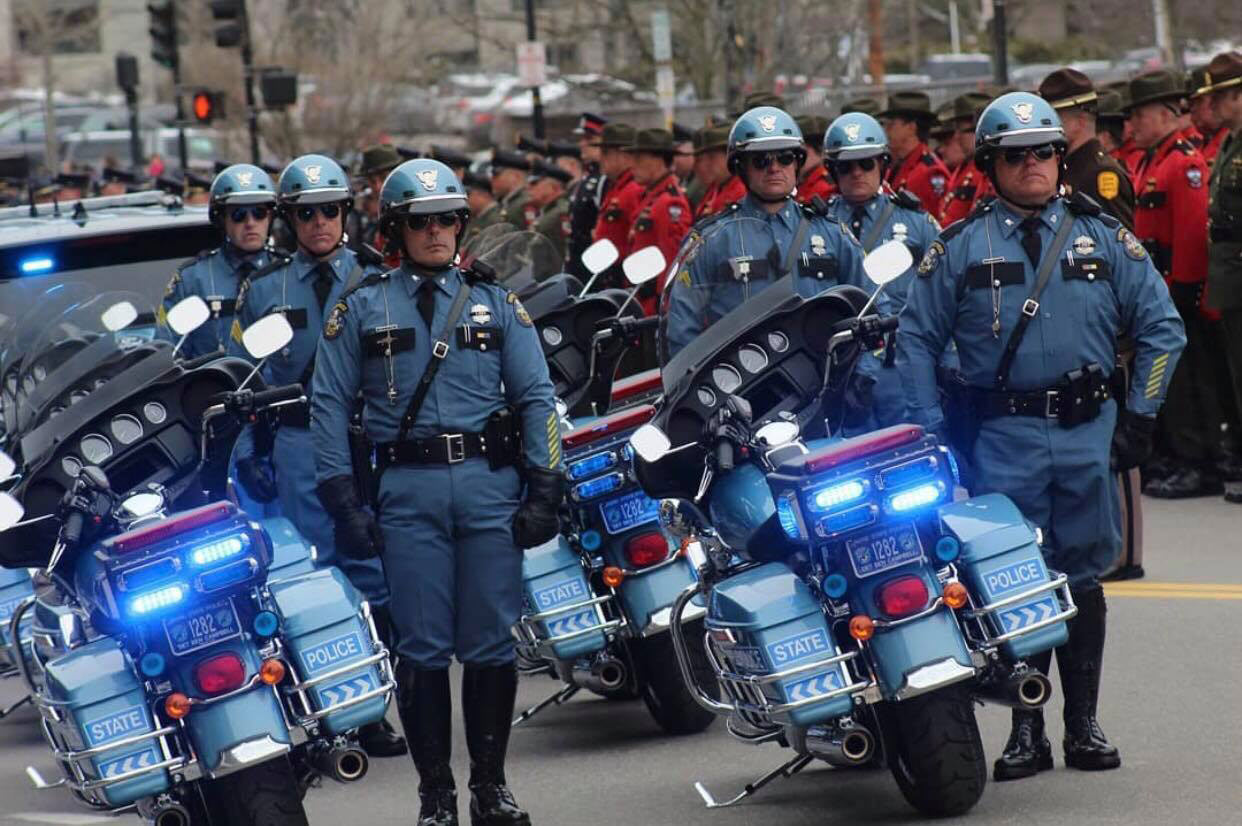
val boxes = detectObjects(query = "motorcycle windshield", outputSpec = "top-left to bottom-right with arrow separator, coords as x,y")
14,290 -> 158,441
659,214 -> 807,371
469,230 -> 563,291
461,221 -> 520,258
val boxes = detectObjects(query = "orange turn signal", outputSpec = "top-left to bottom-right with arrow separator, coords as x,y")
849,615 -> 875,642
164,692 -> 192,719
602,566 -> 625,588
943,581 -> 969,610
259,658 -> 286,686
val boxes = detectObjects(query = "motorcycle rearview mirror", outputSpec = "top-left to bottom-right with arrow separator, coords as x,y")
239,312 -> 295,389
754,420 -> 800,447
623,245 -> 666,287
577,239 -> 620,296
100,301 -> 139,332
0,492 -> 24,531
629,423 -> 671,463
857,239 -> 913,317
166,295 -> 212,358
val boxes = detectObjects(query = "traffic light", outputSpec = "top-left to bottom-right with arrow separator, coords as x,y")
210,0 -> 245,49
191,90 -> 224,124
148,1 -> 178,70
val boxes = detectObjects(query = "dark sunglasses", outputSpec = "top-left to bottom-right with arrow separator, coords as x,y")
1000,144 -> 1058,165
747,151 -> 799,170
229,205 -> 270,223
405,212 -> 460,231
294,203 -> 341,222
830,157 -> 879,174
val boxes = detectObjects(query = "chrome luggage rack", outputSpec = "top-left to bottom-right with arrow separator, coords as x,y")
513,593 -> 623,660
958,570 -> 1078,651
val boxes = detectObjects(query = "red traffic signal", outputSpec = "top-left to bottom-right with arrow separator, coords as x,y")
191,90 -> 223,124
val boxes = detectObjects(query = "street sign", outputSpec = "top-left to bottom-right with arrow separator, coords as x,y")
516,41 -> 547,88
651,8 -> 672,64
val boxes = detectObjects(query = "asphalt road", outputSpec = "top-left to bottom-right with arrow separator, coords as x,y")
1,495 -> 1239,826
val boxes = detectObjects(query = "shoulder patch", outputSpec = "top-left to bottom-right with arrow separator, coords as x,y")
917,240 -> 944,276
891,188 -> 923,212
1097,170 -> 1120,200
163,268 -> 182,298
1118,227 -> 1147,260
323,301 -> 348,339
507,291 -> 532,326
1186,166 -> 1203,188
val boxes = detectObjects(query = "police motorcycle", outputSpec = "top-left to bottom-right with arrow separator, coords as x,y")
626,238 -> 1078,817
469,233 -> 718,735
0,294 -> 395,825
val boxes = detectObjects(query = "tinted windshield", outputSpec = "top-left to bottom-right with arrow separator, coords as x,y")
471,230 -> 563,290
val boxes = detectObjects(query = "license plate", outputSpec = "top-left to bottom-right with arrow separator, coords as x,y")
163,598 -> 241,656
599,489 -> 660,535
845,522 -> 923,578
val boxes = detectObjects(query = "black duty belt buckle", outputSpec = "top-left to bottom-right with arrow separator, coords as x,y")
1044,390 -> 1061,419
442,433 -> 465,463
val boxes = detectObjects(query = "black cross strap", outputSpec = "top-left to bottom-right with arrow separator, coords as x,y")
859,200 -> 897,252
993,211 -> 1077,389
396,276 -> 475,442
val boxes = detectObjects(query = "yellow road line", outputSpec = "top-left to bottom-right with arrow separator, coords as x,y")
1105,582 -> 1242,592
1105,581 -> 1242,600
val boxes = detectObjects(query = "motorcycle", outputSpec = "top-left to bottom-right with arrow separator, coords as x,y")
0,293 -> 395,825
624,237 -> 1076,817
473,233 -> 717,735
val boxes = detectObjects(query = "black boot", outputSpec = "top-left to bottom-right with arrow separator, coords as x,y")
462,664 -> 530,826
993,651 -> 1054,781
396,663 -> 458,825
361,606 -> 407,757
1058,587 -> 1121,771
1143,465 -> 1223,498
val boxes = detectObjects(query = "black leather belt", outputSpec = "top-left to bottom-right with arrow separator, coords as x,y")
274,403 -> 310,429
1210,225 -> 1242,243
377,432 -> 501,468
974,371 -> 1110,423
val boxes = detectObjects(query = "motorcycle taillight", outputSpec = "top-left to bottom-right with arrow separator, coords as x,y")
876,575 -> 930,619
195,652 -> 247,696
624,531 -> 668,568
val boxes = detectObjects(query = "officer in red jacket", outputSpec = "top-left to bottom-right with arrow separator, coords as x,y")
592,123 -> 644,269
625,128 -> 693,314
1189,67 -> 1229,167
694,124 -> 746,220
1128,69 -> 1224,498
880,90 -> 952,214
938,92 -> 995,226
794,114 -> 836,204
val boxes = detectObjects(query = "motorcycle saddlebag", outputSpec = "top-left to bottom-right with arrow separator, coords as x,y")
0,566 -> 34,654
520,536 -> 607,661
706,562 -> 855,726
43,638 -> 171,806
269,567 -> 388,735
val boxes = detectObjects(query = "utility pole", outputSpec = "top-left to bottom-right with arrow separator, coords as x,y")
907,0 -> 920,73
867,0 -> 885,86
1151,0 -> 1175,70
991,0 -> 1009,87
211,0 -> 260,163
524,0 -> 545,139
148,1 -> 188,170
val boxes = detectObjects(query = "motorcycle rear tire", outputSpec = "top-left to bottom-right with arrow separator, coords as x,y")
632,621 -> 718,736
884,684 -> 986,817
198,755 -> 310,826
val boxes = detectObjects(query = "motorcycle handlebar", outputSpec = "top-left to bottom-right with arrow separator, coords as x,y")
715,439 -> 734,472
251,383 -> 305,408
62,510 -> 84,547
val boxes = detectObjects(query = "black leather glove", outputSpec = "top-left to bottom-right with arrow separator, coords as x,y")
235,457 -> 278,503
842,373 -> 876,430
1111,410 -> 1157,472
513,467 -> 564,549
315,475 -> 385,560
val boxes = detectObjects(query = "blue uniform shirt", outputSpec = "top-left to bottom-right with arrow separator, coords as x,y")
897,196 -> 1186,431
157,244 -> 271,359
310,262 -> 560,482
663,193 -> 869,357
234,245 -> 378,386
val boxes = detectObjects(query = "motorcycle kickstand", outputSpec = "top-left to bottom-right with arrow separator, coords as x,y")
512,683 -> 580,727
694,753 -> 814,809
0,693 -> 31,719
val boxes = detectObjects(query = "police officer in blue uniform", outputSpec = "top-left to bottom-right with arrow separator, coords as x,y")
897,93 -> 1186,781
661,106 -> 870,358
822,112 -> 942,430
158,163 -> 276,359
310,159 -> 561,826
233,153 -> 405,758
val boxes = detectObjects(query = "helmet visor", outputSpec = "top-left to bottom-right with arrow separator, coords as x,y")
282,185 -> 350,205
984,126 -> 1065,148
217,190 -> 276,206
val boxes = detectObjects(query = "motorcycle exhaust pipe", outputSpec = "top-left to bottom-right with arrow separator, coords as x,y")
974,668 -> 1052,709
804,724 -> 875,767
150,802 -> 192,826
313,744 -> 370,783
570,656 -> 627,693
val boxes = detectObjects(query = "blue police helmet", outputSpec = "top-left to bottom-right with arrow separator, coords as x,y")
380,159 -> 468,218
727,106 -> 804,166
975,92 -> 1066,150
210,163 -> 276,205
823,113 -> 889,161
277,154 -> 352,205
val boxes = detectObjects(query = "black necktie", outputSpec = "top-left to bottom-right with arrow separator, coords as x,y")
237,261 -> 255,281
416,277 -> 437,331
1019,217 -> 1043,269
851,207 -> 866,241
312,262 -> 334,312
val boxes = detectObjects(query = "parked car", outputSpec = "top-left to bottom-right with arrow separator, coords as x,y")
60,128 -> 222,172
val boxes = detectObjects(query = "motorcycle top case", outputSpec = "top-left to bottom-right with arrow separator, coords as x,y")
521,536 -> 607,660
706,562 -> 854,726
43,638 -> 171,806
260,517 -> 317,583
0,566 -> 34,646
269,567 -> 387,734
940,494 -> 1068,659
